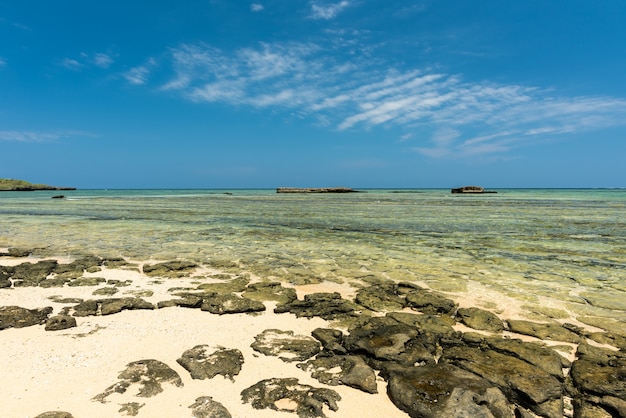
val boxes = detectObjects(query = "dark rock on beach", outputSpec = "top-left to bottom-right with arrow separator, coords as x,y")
506,319 -> 583,343
72,297 -> 154,316
298,355 -> 378,394
386,362 -> 513,418
177,345 -> 244,381
570,343 -> 626,417
45,315 -> 77,331
189,396 -> 232,418
93,359 -> 183,402
34,412 -> 75,418
0,305 -> 53,329
243,281 -> 298,304
11,260 -> 58,286
354,281 -> 421,312
251,329 -> 321,362
200,293 -> 266,315
241,377 -> 341,418
274,292 -> 359,320
405,288 -> 457,315
311,327 -> 347,355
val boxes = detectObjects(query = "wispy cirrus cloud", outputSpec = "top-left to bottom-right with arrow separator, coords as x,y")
251,3 -> 264,12
0,130 -> 92,142
124,58 -> 157,85
61,52 -> 115,71
156,41 -> 626,159
310,1 -> 351,20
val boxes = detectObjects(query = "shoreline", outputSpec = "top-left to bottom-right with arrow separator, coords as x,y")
1,249 -> 625,417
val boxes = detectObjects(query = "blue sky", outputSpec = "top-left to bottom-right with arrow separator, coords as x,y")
1,1 -> 626,188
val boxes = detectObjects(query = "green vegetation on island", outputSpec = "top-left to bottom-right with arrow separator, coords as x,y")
0,178 -> 76,191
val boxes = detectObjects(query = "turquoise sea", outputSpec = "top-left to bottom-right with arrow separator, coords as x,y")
1,188 -> 625,329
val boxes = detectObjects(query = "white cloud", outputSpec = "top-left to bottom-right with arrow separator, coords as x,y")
251,3 -> 264,12
310,1 -> 350,20
0,130 -> 91,142
0,57 -> 6,66
93,53 -> 114,68
62,58 -> 84,71
152,41 -> 626,159
124,58 -> 156,85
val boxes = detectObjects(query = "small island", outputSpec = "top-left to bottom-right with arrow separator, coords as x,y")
277,187 -> 358,193
0,178 -> 76,192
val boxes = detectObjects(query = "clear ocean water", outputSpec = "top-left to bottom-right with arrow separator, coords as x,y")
1,188 -> 624,327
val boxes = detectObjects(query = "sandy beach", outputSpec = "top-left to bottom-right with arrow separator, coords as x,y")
0,254 -> 410,418
2,251 -> 625,418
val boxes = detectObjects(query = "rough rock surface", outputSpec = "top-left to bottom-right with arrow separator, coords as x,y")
251,329 -> 321,362
93,359 -> 183,402
298,355 -> 378,394
189,396 -> 232,418
200,293 -> 266,315
456,307 -> 505,332
274,292 -> 359,320
45,315 -> 77,331
241,377 -> 341,418
386,363 -> 513,418
311,328 -> 346,354
11,260 -> 58,286
507,319 -> 582,343
243,281 -> 298,304
142,260 -> 198,277
118,402 -> 144,416
0,305 -> 53,329
177,345 -> 244,381
405,288 -> 457,314
354,282 -> 421,312
34,413 -> 75,418
72,297 -> 154,316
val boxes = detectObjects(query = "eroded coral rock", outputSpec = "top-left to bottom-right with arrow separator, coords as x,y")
142,260 -> 198,278
45,315 -> 77,331
241,377 -> 341,418
200,293 -> 266,315
274,292 -> 359,320
456,307 -> 504,332
298,355 -> 378,394
189,396 -> 232,418
177,345 -> 244,381
0,305 -> 53,330
251,329 -> 321,362
93,359 -> 183,402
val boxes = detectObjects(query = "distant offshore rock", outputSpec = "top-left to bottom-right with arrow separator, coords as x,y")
277,187 -> 358,193
451,185 -> 497,194
0,178 -> 75,192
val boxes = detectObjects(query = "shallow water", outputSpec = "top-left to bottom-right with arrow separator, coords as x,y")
1,188 -> 625,327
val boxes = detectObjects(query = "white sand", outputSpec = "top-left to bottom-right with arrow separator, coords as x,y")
0,259 -> 409,418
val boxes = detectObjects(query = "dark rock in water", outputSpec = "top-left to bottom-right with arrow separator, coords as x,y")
34,412 -> 75,418
6,247 -> 33,257
570,343 -> 626,417
177,345 -> 244,381
189,396 -> 232,418
506,319 -> 582,343
118,402 -> 144,416
405,289 -> 456,315
72,297 -> 154,316
251,329 -> 321,362
93,359 -> 183,402
441,345 -> 563,418
142,260 -> 198,277
200,293 -> 266,315
274,292 -> 359,320
311,328 -> 346,354
456,307 -> 504,332
11,260 -> 58,286
241,377 -> 341,417
298,355 -> 378,394
45,315 -> 77,331
386,363 -> 513,418
0,305 -> 53,330
195,276 -> 250,293
243,281 -> 298,304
